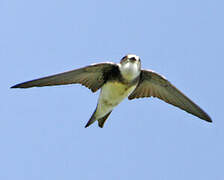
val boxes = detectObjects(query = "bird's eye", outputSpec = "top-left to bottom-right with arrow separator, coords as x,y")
121,56 -> 126,60
121,56 -> 127,63
130,57 -> 136,61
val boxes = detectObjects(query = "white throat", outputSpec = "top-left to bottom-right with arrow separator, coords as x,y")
119,62 -> 140,81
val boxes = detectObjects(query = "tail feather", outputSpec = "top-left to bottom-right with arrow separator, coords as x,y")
98,111 -> 112,128
85,109 -> 113,128
85,109 -> 97,128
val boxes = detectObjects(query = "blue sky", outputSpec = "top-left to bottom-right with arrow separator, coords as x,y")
1,0 -> 223,179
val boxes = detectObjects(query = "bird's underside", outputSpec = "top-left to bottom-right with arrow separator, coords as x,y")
11,55 -> 212,127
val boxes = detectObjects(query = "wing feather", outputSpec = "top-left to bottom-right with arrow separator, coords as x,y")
129,70 -> 212,122
11,62 -> 118,92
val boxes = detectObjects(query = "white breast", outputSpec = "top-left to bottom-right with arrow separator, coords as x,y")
119,62 -> 140,81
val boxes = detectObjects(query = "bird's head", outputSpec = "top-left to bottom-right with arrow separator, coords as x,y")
119,54 -> 141,80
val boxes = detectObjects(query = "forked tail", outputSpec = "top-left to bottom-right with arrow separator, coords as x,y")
85,109 -> 112,128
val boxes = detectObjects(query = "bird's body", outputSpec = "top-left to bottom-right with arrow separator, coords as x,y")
97,81 -> 137,119
11,54 -> 212,127
88,81 -> 137,127
85,55 -> 141,127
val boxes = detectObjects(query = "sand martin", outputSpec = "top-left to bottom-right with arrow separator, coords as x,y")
11,54 -> 212,127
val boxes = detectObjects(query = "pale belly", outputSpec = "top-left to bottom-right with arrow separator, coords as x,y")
95,81 -> 137,118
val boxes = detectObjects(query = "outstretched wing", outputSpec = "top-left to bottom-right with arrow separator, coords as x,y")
11,62 -> 118,92
128,70 -> 212,122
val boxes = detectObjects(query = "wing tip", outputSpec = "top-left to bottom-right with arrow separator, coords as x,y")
199,112 -> 212,123
10,84 -> 21,88
10,83 -> 31,89
203,116 -> 212,123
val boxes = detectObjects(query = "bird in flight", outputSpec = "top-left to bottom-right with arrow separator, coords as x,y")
11,54 -> 212,127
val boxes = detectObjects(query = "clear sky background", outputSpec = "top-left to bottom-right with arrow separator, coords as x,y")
1,0 -> 223,179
